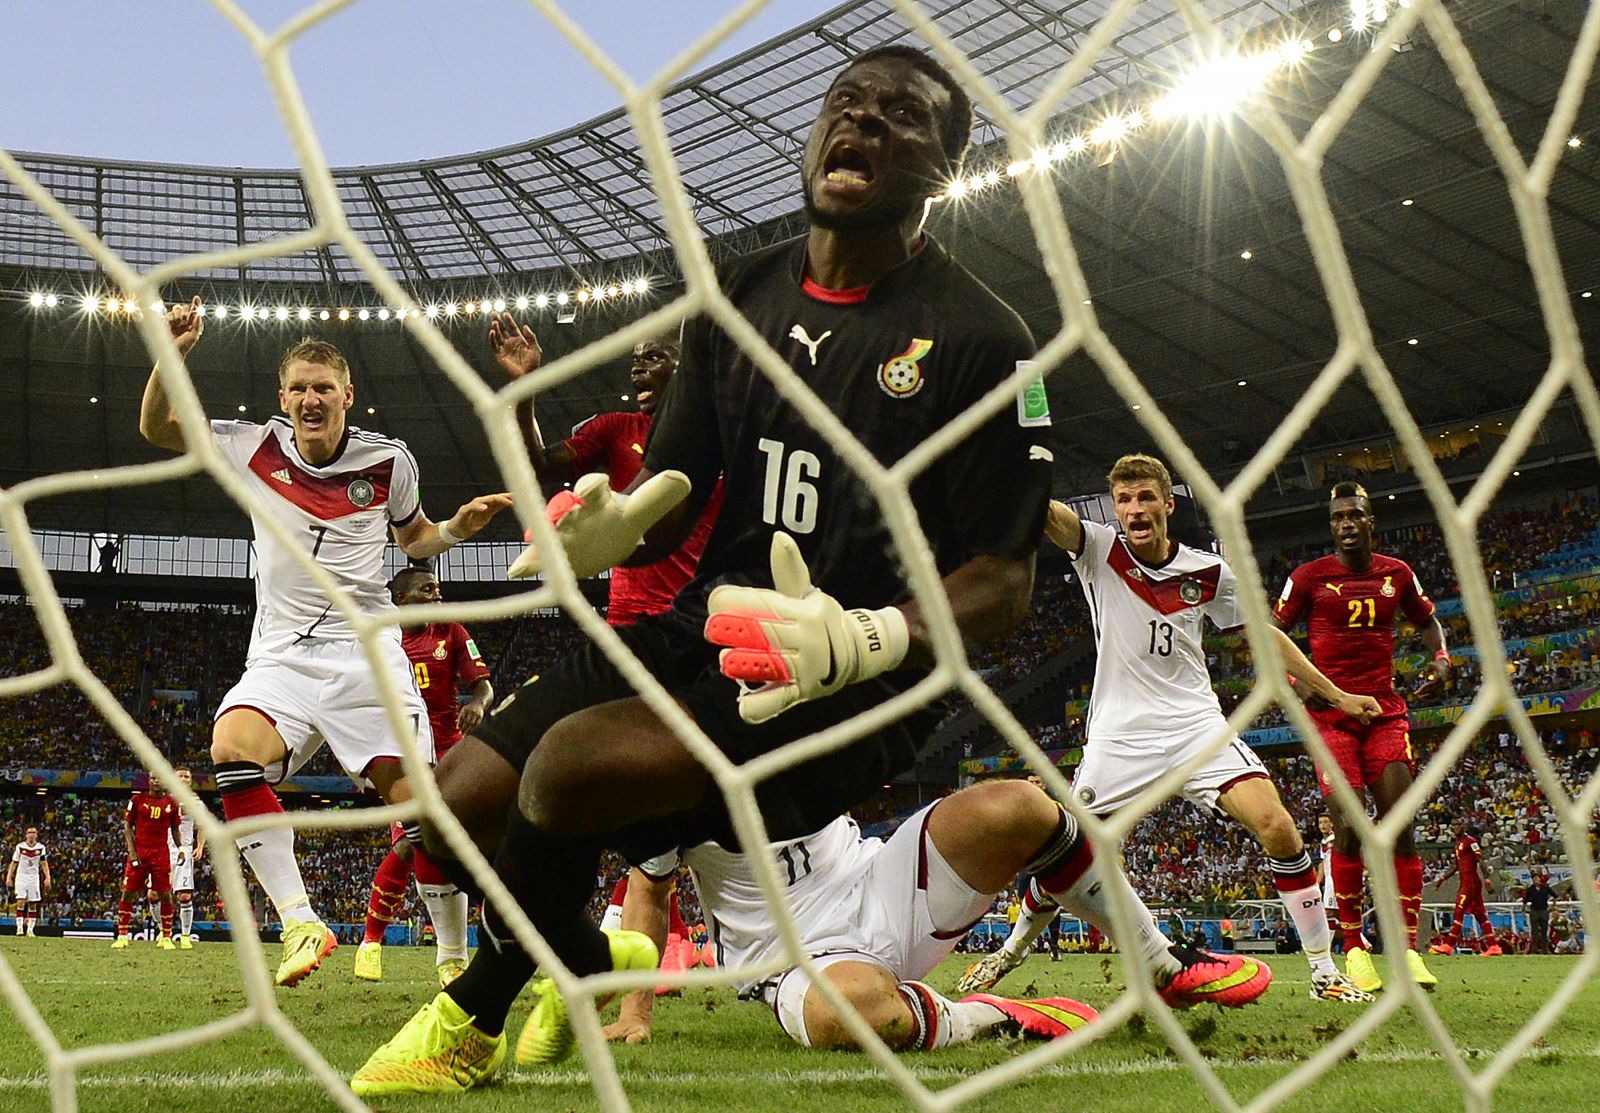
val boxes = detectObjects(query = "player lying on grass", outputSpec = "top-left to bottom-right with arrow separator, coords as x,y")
967,455 -> 1385,1005
352,43 -> 1059,1097
593,777 -> 1269,1052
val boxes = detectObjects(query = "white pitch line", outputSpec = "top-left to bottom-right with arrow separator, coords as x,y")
1,1045 -> 1593,1091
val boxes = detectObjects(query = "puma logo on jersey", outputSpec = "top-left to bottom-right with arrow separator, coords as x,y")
270,468 -> 292,484
631,442 -> 644,455
788,324 -> 833,366
1324,582 -> 1343,595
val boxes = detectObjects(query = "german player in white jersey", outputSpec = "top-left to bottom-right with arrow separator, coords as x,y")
8,827 -> 49,937
140,299 -> 511,987
606,777 -> 1277,1052
1042,454 -> 1382,1004
1318,813 -> 1338,923
166,768 -> 205,948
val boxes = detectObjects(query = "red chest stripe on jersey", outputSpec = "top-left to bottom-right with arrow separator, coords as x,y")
247,436 -> 394,522
1106,542 -> 1220,615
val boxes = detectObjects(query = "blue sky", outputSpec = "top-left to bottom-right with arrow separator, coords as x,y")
4,0 -> 841,168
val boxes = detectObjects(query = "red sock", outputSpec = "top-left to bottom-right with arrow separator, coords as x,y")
1330,850 -> 1367,951
364,849 -> 412,944
116,901 -> 132,937
159,904 -> 174,939
217,781 -> 284,822
1394,854 -> 1423,950
411,847 -> 447,887
667,890 -> 689,939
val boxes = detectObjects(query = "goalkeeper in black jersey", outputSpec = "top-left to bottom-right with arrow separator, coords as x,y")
355,44 -> 1054,1095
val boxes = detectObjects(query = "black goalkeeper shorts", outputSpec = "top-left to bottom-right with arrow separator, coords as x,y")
471,609 -> 942,849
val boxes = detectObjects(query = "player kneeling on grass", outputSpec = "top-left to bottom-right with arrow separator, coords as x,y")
598,778 -> 1269,1052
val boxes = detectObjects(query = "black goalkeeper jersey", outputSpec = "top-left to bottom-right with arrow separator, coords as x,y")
646,235 -> 1052,630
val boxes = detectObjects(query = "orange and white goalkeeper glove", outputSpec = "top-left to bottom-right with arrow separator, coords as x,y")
507,470 -> 690,580
704,532 -> 910,724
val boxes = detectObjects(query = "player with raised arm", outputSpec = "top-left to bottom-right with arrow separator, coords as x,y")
1273,481 -> 1450,993
140,306 -> 511,987
354,46 -> 1055,1095
486,324 -> 722,1038
985,455 -> 1383,1005
1432,824 -> 1499,956
8,827 -> 49,937
356,565 -> 494,986
115,780 -> 180,950
167,768 -> 205,948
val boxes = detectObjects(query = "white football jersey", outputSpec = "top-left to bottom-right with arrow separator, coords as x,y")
211,418 -> 420,651
685,816 -> 865,985
168,807 -> 195,851
1070,520 -> 1243,745
10,842 -> 46,884
1321,831 -> 1337,908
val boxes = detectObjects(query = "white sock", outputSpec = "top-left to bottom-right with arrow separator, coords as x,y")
179,902 -> 194,938
419,882 -> 469,963
899,981 -> 1017,1048
1044,869 -> 1180,980
236,826 -> 317,924
1269,850 -> 1336,976
1000,892 -> 1056,960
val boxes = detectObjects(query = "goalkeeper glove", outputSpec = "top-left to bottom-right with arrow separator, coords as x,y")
507,470 -> 690,580
704,532 -> 910,724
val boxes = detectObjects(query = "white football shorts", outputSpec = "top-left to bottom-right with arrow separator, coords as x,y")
1072,726 -> 1268,819
169,847 -> 196,893
216,635 -> 434,786
13,878 -> 40,903
759,803 -> 991,1003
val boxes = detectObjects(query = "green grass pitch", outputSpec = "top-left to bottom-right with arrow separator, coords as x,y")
0,938 -> 1596,1112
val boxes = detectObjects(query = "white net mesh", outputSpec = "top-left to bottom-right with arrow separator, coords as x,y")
2,1 -> 1599,1111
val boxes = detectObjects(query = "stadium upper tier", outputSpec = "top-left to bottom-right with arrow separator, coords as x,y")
0,0 -> 1318,283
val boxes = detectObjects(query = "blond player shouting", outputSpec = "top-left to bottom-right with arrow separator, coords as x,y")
140,296 -> 511,987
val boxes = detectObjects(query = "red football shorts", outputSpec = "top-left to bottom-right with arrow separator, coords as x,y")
1310,707 -> 1413,796
123,855 -> 172,895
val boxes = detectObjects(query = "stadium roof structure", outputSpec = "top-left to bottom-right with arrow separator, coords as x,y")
2,0 -> 1597,538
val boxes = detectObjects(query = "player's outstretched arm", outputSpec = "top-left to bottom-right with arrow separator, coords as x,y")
393,493 -> 514,559
1266,626 -> 1382,724
603,868 -> 671,1045
488,313 -> 577,492
457,677 -> 494,734
1043,499 -> 1085,556
139,296 -> 204,452
506,469 -> 691,580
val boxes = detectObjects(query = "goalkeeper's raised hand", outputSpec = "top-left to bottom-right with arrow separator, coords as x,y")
507,470 -> 690,580
704,532 -> 910,724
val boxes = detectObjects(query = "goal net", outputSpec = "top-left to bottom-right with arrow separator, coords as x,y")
1,1 -> 1597,1111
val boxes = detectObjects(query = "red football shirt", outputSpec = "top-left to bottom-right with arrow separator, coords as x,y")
126,792 -> 179,857
1455,834 -> 1482,885
1274,552 -> 1436,709
563,410 -> 722,626
402,621 -> 492,754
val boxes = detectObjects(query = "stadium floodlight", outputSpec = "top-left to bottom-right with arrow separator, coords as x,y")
464,301 -> 478,315
444,302 -> 458,317
357,309 -> 369,321
256,307 -> 270,321
1569,136 -> 1583,149
606,284 -> 621,299
515,295 -> 530,311
535,293 -> 550,309
338,308 -> 350,321
1328,26 -> 1344,42
27,292 -> 44,308
106,297 -> 121,313
1006,159 -> 1031,177
946,178 -> 968,199
1068,135 -> 1089,154
212,305 -> 229,319
982,168 -> 1000,187
44,293 -> 59,308
1090,115 -> 1127,144
576,289 -> 591,304
424,305 -> 439,319
319,309 -> 330,321
81,294 -> 99,313
274,307 -> 289,321
493,298 -> 507,313
1154,52 -> 1280,121
377,308 -> 390,321
637,274 -> 651,291
296,307 -> 311,322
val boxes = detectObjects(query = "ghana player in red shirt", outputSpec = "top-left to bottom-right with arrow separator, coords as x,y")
115,779 -> 181,949
1273,481 -> 1452,994
356,565 -> 494,986
1432,824 -> 1499,955
485,320 -> 723,1043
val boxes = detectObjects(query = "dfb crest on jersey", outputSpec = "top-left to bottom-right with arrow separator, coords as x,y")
1381,575 -> 1396,597
1076,785 -> 1096,806
1179,579 -> 1203,604
877,338 -> 932,398
433,639 -> 449,660
347,477 -> 375,508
